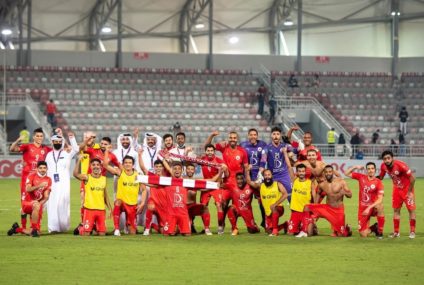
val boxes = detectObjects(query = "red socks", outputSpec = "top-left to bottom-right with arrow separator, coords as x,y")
377,216 -> 385,234
145,209 -> 153,230
393,218 -> 400,233
410,219 -> 416,233
227,208 -> 237,230
80,208 -> 84,223
271,211 -> 280,231
202,212 -> 211,228
21,214 -> 27,230
113,205 -> 121,230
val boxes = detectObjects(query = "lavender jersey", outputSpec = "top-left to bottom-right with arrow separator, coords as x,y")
260,142 -> 293,196
240,140 -> 267,180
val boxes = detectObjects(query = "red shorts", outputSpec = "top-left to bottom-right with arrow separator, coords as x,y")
308,204 -> 348,236
358,205 -> 377,232
265,205 -> 284,231
121,203 -> 137,230
147,198 -> 169,228
166,213 -> 191,235
288,210 -> 305,234
82,209 -> 106,234
20,173 -> 31,202
392,189 -> 416,211
187,203 -> 205,217
200,190 -> 223,205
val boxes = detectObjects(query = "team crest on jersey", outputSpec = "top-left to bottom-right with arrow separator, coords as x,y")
245,189 -> 250,195
371,184 -> 376,189
235,155 -> 240,160
394,171 -> 399,175
258,147 -> 262,152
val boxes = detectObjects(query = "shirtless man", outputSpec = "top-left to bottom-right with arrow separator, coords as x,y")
296,165 -> 352,238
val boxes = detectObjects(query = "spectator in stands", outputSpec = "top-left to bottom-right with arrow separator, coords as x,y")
390,138 -> 398,155
399,106 -> 409,135
327,127 -> 336,156
46,99 -> 57,128
288,74 -> 299,88
338,133 -> 346,156
268,93 -> 277,125
172,121 -> 181,136
350,130 -> 362,159
398,129 -> 406,156
257,83 -> 267,116
371,129 -> 380,144
312,74 -> 320,88
355,148 -> 364,160
19,126 -> 30,144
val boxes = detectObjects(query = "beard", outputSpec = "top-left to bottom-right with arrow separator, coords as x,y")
264,178 -> 273,187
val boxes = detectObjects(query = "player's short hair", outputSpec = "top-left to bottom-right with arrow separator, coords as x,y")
307,149 -> 317,154
33,128 -> 43,134
163,133 -> 173,141
381,150 -> 394,158
204,143 -> 215,151
101,137 -> 112,144
229,131 -> 238,137
236,172 -> 245,178
248,128 -> 258,135
154,159 -> 163,166
304,131 -> 313,136
176,132 -> 185,138
37,161 -> 47,167
366,162 -> 376,169
324,165 -> 333,170
296,163 -> 306,170
90,158 -> 101,165
186,163 -> 195,168
263,169 -> 273,176
171,161 -> 183,168
122,155 -> 134,164
271,126 -> 282,133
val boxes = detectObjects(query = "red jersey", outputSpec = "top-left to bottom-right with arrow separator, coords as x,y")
351,172 -> 384,207
379,160 -> 413,192
19,144 -> 52,175
200,155 -> 224,179
297,145 -> 322,162
46,103 -> 56,114
165,185 -> 189,216
25,172 -> 52,202
215,143 -> 248,177
85,148 -> 120,176
231,184 -> 254,211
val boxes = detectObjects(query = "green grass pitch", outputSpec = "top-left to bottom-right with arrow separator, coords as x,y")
0,178 -> 423,285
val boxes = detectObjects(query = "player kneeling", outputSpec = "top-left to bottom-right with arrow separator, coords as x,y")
8,161 -> 52,237
103,151 -> 146,236
247,169 -> 288,236
227,173 -> 260,235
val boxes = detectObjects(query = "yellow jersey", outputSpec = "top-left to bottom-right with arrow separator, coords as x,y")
84,174 -> 107,210
290,178 -> 312,212
116,170 -> 140,205
80,143 -> 100,174
260,182 -> 283,216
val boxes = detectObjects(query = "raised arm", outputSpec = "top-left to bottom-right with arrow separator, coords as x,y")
103,149 -> 121,176
203,131 -> 219,149
79,135 -> 94,152
245,165 -> 261,189
73,155 -> 88,181
282,147 -> 295,182
137,148 -> 149,174
344,165 -> 363,178
286,126 -> 299,143
9,135 -> 23,152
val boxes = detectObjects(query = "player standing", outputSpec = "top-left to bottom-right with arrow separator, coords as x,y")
9,128 -> 52,230
205,131 -> 249,234
259,126 -> 294,202
73,157 -> 112,236
240,128 -> 267,228
8,161 -> 52,237
345,163 -> 385,238
378,150 -> 416,238
103,151 -> 146,236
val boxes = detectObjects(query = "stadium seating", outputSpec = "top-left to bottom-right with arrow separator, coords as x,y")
5,66 -> 269,143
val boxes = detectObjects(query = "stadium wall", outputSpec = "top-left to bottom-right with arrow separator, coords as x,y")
2,50 -> 424,73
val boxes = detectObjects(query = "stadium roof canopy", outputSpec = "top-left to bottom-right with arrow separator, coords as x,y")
1,0 -> 424,54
